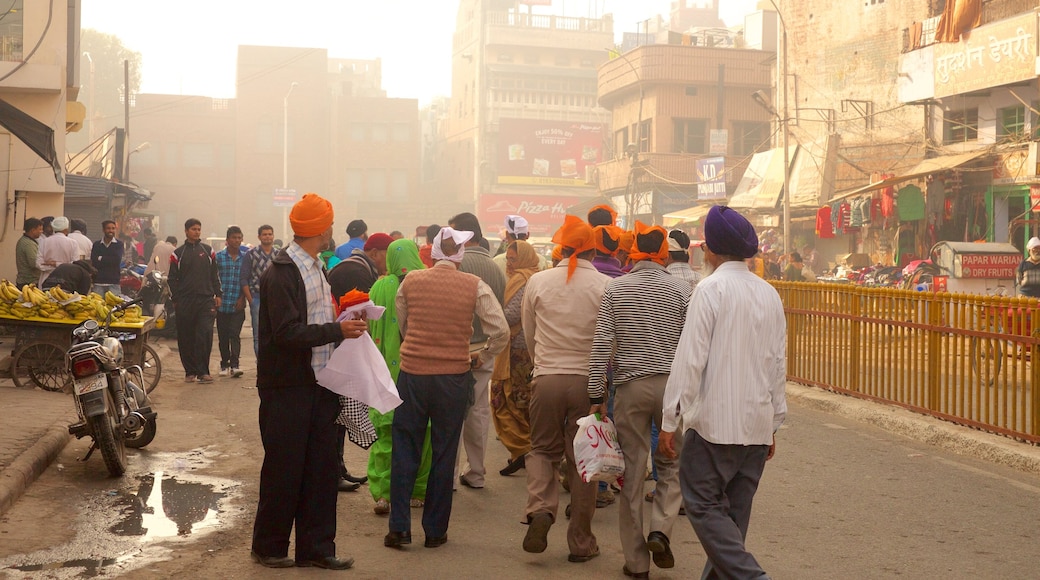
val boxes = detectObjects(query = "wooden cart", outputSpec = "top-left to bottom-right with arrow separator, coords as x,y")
1,315 -> 160,393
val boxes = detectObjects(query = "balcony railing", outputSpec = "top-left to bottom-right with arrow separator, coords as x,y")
486,11 -> 613,34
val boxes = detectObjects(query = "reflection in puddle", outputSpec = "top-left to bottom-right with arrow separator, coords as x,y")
11,558 -> 116,577
110,470 -> 226,539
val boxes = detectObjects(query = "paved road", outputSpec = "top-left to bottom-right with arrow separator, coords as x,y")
1,334 -> 1040,578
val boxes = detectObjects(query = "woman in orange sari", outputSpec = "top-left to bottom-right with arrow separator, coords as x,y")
490,240 -> 541,476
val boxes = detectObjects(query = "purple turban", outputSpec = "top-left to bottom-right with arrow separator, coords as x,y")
703,205 -> 759,259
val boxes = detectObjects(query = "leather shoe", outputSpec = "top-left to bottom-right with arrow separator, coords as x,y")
623,564 -> 650,579
342,469 -> 368,485
459,475 -> 484,489
424,535 -> 448,548
567,546 -> 599,563
522,513 -> 552,553
647,531 -> 675,569
250,551 -> 294,568
296,556 -> 354,570
499,454 -> 526,476
384,531 -> 412,548
338,479 -> 361,492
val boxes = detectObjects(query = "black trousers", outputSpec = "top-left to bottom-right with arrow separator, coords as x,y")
252,384 -> 340,561
390,370 -> 472,538
175,295 -> 215,377
215,310 -> 245,369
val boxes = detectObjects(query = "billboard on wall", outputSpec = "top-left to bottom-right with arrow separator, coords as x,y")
497,119 -> 604,187
478,192 -> 585,237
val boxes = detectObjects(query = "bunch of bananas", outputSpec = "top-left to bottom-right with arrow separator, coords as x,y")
0,281 -> 145,324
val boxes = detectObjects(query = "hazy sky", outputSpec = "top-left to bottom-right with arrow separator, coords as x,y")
81,0 -> 763,104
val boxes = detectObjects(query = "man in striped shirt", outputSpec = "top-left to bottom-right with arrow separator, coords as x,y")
240,225 -> 277,357
587,222 -> 692,578
659,205 -> 786,580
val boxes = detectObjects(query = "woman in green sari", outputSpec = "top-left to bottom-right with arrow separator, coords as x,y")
367,238 -> 433,514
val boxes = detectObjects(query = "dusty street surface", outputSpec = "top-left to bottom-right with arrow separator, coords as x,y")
1,335 -> 1040,579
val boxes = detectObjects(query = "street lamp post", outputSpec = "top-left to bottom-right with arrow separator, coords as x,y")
126,141 -> 150,184
82,51 -> 94,142
282,81 -> 299,240
766,0 -> 791,255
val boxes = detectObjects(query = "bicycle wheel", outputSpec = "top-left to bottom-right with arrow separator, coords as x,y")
12,342 -> 71,392
970,324 -> 1004,386
140,344 -> 162,394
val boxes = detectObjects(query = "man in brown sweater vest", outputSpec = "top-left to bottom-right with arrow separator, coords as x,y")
385,227 -> 508,550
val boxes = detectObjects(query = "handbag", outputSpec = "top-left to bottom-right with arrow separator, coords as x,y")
572,414 -> 625,483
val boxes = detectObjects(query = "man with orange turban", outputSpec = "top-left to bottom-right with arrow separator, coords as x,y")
587,221 -> 692,577
587,204 -> 618,227
252,193 -> 369,571
591,224 -> 626,279
518,215 -> 610,563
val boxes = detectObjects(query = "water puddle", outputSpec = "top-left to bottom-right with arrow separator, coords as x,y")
109,470 -> 226,539
1,449 -> 239,578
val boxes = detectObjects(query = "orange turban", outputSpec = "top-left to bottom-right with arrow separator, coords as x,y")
290,193 -> 334,238
587,204 -> 618,227
618,230 -> 635,254
551,215 -> 595,280
551,244 -> 563,262
592,225 -> 623,256
628,221 -> 669,265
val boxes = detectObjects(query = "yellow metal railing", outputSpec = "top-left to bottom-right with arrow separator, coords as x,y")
775,282 -> 1040,443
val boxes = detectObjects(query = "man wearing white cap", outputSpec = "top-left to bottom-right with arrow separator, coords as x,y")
386,226 -> 509,549
494,214 -> 548,276
1017,236 -> 1040,297
36,216 -> 80,285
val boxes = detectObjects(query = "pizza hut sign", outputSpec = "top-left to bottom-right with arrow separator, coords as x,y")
478,193 -> 584,237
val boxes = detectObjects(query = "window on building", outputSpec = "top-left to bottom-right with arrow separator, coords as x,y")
182,143 -> 213,168
371,124 -> 388,142
392,124 -> 411,142
391,170 -> 408,200
638,119 -> 652,153
350,124 -> 366,142
616,127 -> 629,156
998,105 -> 1026,140
673,118 -> 707,154
943,108 -> 978,144
525,53 -> 539,64
345,169 -> 363,198
0,1 -> 23,62
368,170 -> 387,199
733,122 -> 770,156
555,56 -> 569,66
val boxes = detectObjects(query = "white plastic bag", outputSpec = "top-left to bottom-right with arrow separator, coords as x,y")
573,414 -> 625,484
316,333 -> 402,413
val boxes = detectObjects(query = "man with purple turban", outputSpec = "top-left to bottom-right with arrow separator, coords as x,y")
659,205 -> 787,580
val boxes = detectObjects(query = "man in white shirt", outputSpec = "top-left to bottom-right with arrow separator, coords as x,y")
659,205 -> 786,580
37,216 -> 81,285
68,219 -> 93,260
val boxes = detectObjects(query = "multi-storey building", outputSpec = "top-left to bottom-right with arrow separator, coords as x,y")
596,42 -> 773,227
443,0 -> 614,238
0,0 -> 79,282
126,48 -> 431,242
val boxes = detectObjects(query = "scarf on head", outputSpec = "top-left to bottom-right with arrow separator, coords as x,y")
627,221 -> 669,265
492,240 -> 541,382
430,227 -> 472,263
368,238 -> 425,382
593,225 -> 623,256
551,215 -> 595,281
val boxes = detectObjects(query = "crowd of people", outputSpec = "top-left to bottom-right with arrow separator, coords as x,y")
11,198 -> 788,578
236,194 -> 787,578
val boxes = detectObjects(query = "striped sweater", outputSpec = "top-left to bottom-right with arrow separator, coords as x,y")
587,261 -> 692,401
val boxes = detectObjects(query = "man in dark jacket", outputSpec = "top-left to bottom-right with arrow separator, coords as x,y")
168,218 -> 222,384
251,193 -> 368,571
41,260 -> 96,295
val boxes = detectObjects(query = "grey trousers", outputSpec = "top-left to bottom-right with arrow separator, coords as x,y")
614,374 -> 683,573
455,358 -> 493,487
681,429 -> 771,580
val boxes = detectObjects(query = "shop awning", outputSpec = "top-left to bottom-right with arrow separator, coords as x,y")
0,98 -> 63,186
729,146 -> 796,210
663,204 -> 711,227
832,149 -> 990,201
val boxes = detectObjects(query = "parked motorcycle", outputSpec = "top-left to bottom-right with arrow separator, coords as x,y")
66,297 -> 157,477
119,264 -> 147,298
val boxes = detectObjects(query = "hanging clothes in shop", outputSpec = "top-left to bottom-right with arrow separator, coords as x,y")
897,184 -> 926,221
816,206 -> 835,238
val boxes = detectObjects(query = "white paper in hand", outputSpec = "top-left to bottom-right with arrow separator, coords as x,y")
316,301 -> 401,413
